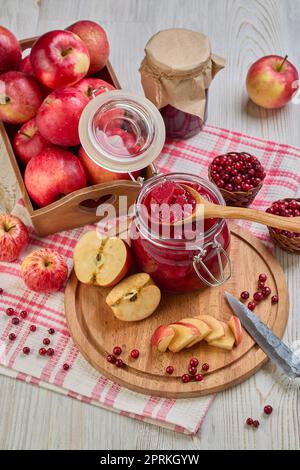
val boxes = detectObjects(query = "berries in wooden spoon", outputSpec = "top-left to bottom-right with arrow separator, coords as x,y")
210,153 -> 266,192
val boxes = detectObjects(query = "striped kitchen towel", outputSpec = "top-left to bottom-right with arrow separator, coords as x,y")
0,124 -> 299,435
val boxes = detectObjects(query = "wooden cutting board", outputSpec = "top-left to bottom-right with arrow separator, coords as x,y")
64,224 -> 289,398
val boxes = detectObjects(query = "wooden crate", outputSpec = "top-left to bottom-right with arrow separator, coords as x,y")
0,37 -> 150,237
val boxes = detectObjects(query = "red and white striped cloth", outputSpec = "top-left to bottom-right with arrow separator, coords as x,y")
0,124 -> 299,435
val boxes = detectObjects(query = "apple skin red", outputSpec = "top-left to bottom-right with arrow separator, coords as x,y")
66,20 -> 109,76
25,147 -> 87,207
36,87 -> 89,146
0,25 -> 22,73
21,248 -> 68,292
30,30 -> 90,89
0,214 -> 29,262
78,145 -> 140,184
13,117 -> 54,165
0,71 -> 43,124
246,55 -> 299,109
74,77 -> 115,100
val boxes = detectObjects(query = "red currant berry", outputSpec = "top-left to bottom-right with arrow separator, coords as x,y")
29,325 -> 36,332
63,363 -> 70,371
12,317 -> 20,325
6,307 -> 14,316
166,366 -> 174,375
0,288 -> 3,295
19,310 -> 28,319
202,363 -> 209,372
188,366 -> 197,376
253,420 -> 260,428
8,333 -> 16,341
248,301 -> 256,311
47,348 -> 55,356
271,295 -> 278,304
48,328 -> 55,335
39,347 -> 47,356
115,358 -> 124,368
240,291 -> 250,300
43,338 -> 50,345
253,291 -> 264,302
130,349 -> 139,359
181,374 -> 191,383
264,405 -> 273,415
106,354 -> 116,364
262,286 -> 271,297
195,374 -> 204,382
189,358 -> 199,367
257,281 -> 265,290
246,417 -> 253,426
113,346 -> 122,356
259,273 -> 267,283
22,346 -> 30,355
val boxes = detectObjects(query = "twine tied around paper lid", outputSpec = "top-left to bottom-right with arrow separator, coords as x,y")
139,28 -> 225,119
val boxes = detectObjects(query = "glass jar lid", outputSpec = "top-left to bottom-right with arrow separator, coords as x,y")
79,90 -> 166,173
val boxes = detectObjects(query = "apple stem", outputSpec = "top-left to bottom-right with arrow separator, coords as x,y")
278,55 -> 288,72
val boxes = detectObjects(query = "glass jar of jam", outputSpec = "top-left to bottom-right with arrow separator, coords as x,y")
130,173 -> 231,293
140,28 -> 224,140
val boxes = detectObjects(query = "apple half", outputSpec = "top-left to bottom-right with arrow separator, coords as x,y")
197,315 -> 225,342
228,315 -> 243,346
151,325 -> 175,352
106,273 -> 161,321
73,231 -> 131,287
180,317 -> 212,348
207,323 -> 235,351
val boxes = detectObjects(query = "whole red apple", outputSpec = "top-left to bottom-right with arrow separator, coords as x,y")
13,117 -> 54,165
66,20 -> 109,76
78,145 -> 140,184
21,248 -> 68,292
19,55 -> 34,76
36,87 -> 89,146
74,78 -> 114,100
30,30 -> 90,89
25,147 -> 86,207
246,55 -> 299,109
0,25 -> 22,73
0,214 -> 29,262
0,71 -> 43,124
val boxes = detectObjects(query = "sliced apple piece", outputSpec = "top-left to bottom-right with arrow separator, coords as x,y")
168,322 -> 200,352
180,317 -> 212,348
208,323 -> 235,351
151,325 -> 175,352
197,315 -> 225,342
73,231 -> 131,287
106,273 -> 161,321
228,315 -> 243,346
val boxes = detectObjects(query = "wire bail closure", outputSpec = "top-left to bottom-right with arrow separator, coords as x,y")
193,235 -> 231,287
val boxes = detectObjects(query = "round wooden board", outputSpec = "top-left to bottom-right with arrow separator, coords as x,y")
64,224 -> 289,398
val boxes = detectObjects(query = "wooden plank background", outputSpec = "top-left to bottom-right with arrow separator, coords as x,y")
0,0 -> 299,450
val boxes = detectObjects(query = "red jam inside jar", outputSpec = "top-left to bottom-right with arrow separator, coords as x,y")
130,174 -> 231,293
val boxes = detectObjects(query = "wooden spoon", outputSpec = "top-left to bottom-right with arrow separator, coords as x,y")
171,184 -> 300,232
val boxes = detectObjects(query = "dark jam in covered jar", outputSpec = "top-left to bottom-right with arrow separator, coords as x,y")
130,174 -> 231,293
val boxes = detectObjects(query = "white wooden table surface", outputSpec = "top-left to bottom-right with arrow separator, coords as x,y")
0,0 -> 299,450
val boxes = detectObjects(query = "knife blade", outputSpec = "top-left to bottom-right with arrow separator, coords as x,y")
225,292 -> 300,379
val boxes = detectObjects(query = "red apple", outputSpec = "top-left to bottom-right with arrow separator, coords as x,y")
30,30 -> 90,89
151,325 -> 175,352
66,20 -> 109,76
0,25 -> 22,73
19,55 -> 34,76
74,77 -> 115,100
24,147 -> 86,207
21,248 -> 68,292
13,117 -> 54,165
0,71 -> 43,124
246,55 -> 299,109
0,214 -> 29,262
36,87 -> 89,146
78,145 -> 139,184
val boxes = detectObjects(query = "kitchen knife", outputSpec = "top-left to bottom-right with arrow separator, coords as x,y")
225,292 -> 300,379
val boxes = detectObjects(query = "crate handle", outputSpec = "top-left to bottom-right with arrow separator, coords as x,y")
78,194 -> 116,214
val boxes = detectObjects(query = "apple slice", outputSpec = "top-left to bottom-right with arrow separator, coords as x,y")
151,325 -> 175,352
73,231 -> 131,287
228,315 -> 243,346
208,323 -> 235,351
168,322 -> 200,352
106,273 -> 161,321
197,315 -> 225,342
180,317 -> 212,348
